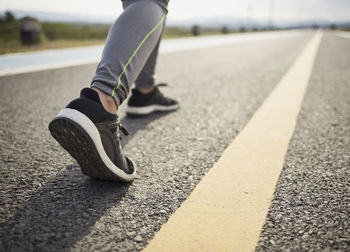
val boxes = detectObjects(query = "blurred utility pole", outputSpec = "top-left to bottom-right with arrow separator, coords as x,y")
269,0 -> 274,29
246,5 -> 253,29
191,25 -> 200,36
298,0 -> 304,28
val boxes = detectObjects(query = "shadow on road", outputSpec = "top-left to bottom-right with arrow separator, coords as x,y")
0,111 -> 176,251
120,110 -> 177,145
0,166 -> 130,251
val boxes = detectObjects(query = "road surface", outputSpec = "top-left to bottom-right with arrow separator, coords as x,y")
0,30 -> 349,251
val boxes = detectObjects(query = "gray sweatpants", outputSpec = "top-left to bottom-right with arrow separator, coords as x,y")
91,0 -> 169,106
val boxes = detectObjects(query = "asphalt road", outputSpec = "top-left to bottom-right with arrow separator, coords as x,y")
0,31 -> 349,251
257,33 -> 350,252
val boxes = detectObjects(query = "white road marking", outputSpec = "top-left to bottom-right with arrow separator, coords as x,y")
335,31 -> 350,39
0,30 -> 305,77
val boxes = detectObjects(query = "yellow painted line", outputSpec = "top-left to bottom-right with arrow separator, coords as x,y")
144,31 -> 323,252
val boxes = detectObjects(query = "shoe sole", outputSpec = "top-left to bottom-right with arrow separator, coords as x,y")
48,108 -> 136,182
125,104 -> 180,116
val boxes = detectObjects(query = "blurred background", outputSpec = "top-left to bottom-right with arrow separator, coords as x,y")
0,0 -> 349,54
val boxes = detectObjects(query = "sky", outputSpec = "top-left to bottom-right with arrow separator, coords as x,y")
0,0 -> 350,23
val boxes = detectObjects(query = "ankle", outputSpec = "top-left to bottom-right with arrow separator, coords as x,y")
137,86 -> 155,95
91,87 -> 117,114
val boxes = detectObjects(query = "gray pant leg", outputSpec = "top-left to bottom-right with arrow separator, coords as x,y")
134,35 -> 161,89
134,20 -> 165,89
91,0 -> 168,106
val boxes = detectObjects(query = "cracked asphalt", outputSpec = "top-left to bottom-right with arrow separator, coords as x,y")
0,31 -> 349,251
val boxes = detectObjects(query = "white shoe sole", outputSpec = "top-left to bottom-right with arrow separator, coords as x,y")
125,104 -> 180,115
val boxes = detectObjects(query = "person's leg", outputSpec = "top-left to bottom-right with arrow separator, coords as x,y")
49,0 -> 169,182
134,29 -> 163,91
91,0 -> 168,108
125,15 -> 180,116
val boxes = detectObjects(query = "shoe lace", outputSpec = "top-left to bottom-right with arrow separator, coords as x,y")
97,120 -> 129,140
155,83 -> 168,88
153,83 -> 175,104
119,123 -> 129,136
153,83 -> 167,95
109,121 -> 129,140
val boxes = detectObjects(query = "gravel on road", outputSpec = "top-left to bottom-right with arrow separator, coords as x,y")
257,34 -> 350,252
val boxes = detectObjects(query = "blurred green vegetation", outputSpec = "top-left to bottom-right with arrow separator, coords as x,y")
42,23 -> 110,40
163,27 -> 192,38
0,22 -> 229,54
0,10 -> 234,54
0,19 -> 19,42
1,10 -> 350,55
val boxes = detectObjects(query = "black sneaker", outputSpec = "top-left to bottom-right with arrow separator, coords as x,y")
125,84 -> 180,116
48,88 -> 135,182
